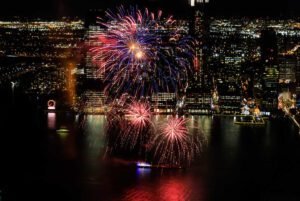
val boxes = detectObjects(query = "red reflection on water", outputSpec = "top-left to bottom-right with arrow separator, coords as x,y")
121,176 -> 204,201
159,178 -> 192,201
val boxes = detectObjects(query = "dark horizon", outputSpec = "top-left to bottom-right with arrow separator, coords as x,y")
0,0 -> 299,19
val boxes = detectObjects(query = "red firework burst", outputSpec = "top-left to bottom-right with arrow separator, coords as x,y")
125,101 -> 151,127
149,116 -> 204,167
161,117 -> 188,142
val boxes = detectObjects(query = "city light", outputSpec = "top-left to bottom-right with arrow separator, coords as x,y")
1,2 -> 300,201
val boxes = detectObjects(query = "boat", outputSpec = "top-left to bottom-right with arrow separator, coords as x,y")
136,162 -> 183,169
234,115 -> 265,126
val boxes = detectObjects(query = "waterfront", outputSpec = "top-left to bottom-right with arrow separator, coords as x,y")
1,89 -> 300,201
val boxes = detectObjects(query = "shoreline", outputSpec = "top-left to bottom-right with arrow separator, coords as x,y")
45,109 -> 275,119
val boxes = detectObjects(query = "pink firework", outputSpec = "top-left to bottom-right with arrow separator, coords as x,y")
150,116 -> 200,167
106,99 -> 153,151
161,117 -> 188,142
119,101 -> 153,150
125,101 -> 151,127
90,6 -> 194,97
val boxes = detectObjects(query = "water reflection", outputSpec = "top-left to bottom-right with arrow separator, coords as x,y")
158,178 -> 193,201
83,115 -> 106,158
47,112 -> 56,130
136,167 -> 151,178
120,172 -> 205,201
43,113 -> 300,201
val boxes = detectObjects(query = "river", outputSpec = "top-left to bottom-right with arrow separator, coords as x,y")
1,88 -> 300,201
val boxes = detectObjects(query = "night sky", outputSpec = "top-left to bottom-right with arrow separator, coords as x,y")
1,0 -> 299,18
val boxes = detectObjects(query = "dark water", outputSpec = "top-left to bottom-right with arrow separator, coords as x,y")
1,89 -> 300,201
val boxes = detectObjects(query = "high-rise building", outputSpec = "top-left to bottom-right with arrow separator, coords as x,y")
296,47 -> 300,87
85,25 -> 105,80
260,28 -> 279,111
278,55 -> 296,84
76,9 -> 108,114
262,64 -> 279,111
189,0 -> 211,88
186,0 -> 212,113
84,9 -> 105,80
260,28 -> 278,65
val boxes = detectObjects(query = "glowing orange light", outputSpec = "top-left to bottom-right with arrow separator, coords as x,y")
135,51 -> 143,59
129,44 -> 137,51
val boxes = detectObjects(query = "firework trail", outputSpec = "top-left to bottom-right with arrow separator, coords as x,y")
90,6 -> 194,98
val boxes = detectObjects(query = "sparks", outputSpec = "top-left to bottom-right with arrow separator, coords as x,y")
149,116 -> 203,167
90,6 -> 195,97
125,101 -> 151,127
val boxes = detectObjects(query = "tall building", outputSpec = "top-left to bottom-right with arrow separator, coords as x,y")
76,9 -> 108,114
85,9 -> 105,80
295,48 -> 300,104
260,28 -> 279,111
186,0 -> 212,113
260,28 -> 278,65
189,0 -> 211,88
208,30 -> 246,114
262,64 -> 279,111
85,25 -> 105,80
278,55 -> 296,84
296,47 -> 300,87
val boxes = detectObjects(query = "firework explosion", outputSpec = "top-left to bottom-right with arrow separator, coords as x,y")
150,116 -> 203,167
104,98 -> 205,166
105,97 -> 153,153
88,6 -> 204,167
121,101 -> 153,150
91,6 -> 194,97
125,101 -> 151,128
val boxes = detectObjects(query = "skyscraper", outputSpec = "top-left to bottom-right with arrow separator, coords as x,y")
260,28 -> 279,111
189,0 -> 210,87
260,28 -> 278,65
186,0 -> 212,114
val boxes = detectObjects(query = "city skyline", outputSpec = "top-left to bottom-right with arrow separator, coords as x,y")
1,2 -> 300,201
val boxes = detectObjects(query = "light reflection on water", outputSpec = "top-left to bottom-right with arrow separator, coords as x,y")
47,112 -> 56,130
83,115 -> 106,155
45,113 -> 300,201
77,115 -> 219,201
